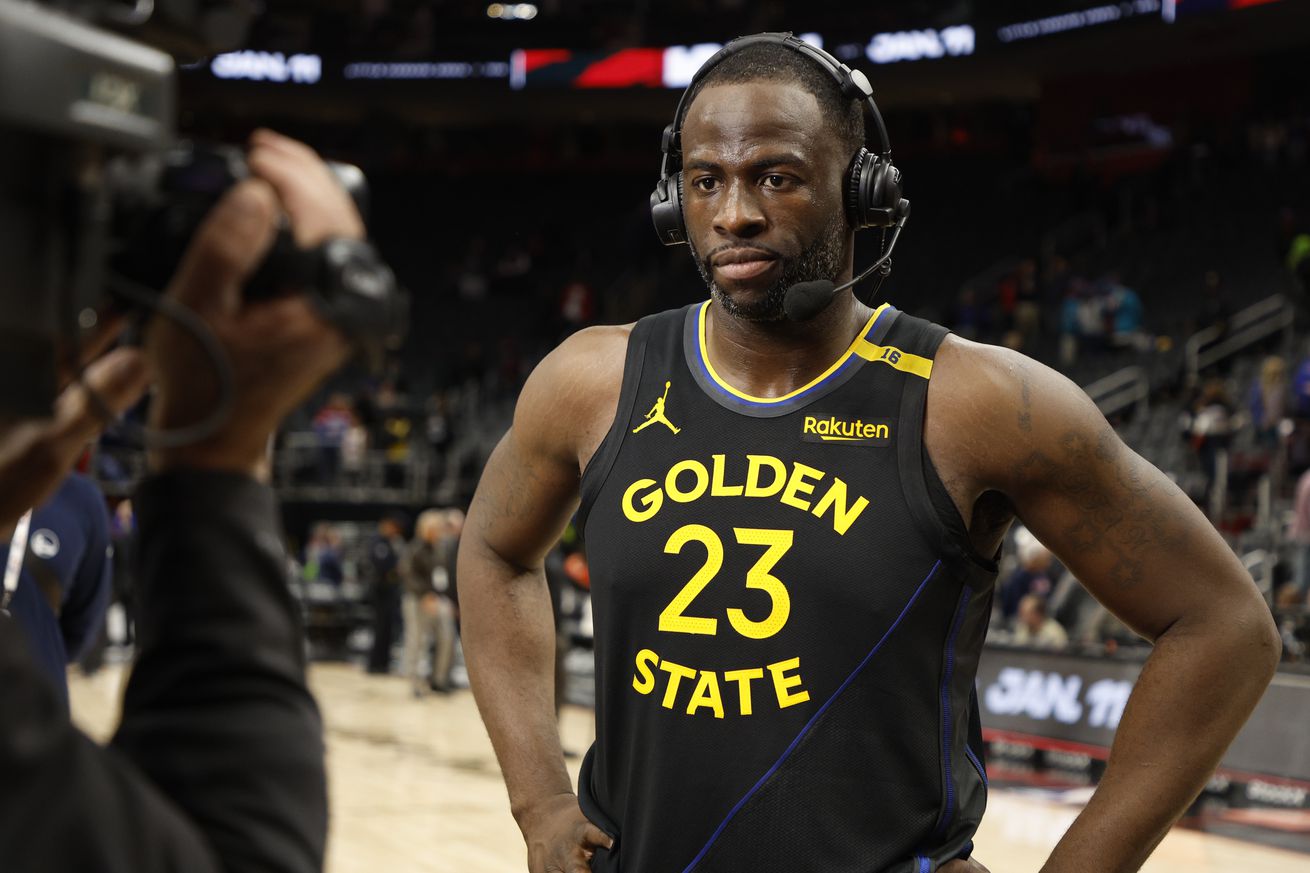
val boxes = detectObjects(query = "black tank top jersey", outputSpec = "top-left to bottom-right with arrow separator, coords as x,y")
577,301 -> 999,873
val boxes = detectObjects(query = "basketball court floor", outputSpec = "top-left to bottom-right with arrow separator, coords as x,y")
69,663 -> 1310,872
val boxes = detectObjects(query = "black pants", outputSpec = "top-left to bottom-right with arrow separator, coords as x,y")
367,583 -> 402,673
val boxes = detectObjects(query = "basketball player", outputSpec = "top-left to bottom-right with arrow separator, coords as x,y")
460,35 -> 1280,873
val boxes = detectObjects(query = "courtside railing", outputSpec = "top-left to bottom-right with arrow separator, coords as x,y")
1086,365 -> 1150,419
1185,293 -> 1295,387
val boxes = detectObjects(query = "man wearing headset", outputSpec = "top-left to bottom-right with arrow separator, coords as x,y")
460,34 -> 1279,873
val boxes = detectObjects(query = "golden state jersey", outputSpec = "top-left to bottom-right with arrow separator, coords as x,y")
577,301 -> 998,873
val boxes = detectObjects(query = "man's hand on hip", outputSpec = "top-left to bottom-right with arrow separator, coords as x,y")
519,793 -> 613,873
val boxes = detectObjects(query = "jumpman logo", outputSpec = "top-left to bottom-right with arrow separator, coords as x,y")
633,381 -> 681,434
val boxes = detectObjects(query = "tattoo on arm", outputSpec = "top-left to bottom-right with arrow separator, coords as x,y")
1013,425 -> 1190,590
1017,365 -> 1033,433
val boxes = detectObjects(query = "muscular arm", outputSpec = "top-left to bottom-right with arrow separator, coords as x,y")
927,338 -> 1281,873
458,327 -> 626,859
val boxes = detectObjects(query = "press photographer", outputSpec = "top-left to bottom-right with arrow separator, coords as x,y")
0,2 -> 404,870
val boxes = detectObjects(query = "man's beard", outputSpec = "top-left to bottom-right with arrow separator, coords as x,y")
693,214 -> 848,323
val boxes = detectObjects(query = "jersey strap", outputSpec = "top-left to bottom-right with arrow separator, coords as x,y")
888,314 -> 999,571
578,317 -> 654,533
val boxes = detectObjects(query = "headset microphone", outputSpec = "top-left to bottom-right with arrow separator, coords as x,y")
783,200 -> 910,322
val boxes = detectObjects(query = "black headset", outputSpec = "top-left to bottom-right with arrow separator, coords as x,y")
649,32 -> 907,248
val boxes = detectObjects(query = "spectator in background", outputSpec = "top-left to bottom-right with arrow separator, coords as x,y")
340,420 -> 368,486
1272,583 -> 1308,662
109,498 -> 137,647
426,390 -> 452,460
365,512 -> 408,675
1274,582 -> 1303,611
373,381 -> 412,489
1288,467 -> 1310,596
1188,379 -> 1236,498
1292,348 -> 1310,418
402,510 -> 457,697
544,532 -> 588,756
1248,355 -> 1289,449
0,473 -> 112,706
1102,272 -> 1146,350
1043,254 -> 1073,303
1013,257 -> 1041,344
439,508 -> 464,599
1286,228 -> 1310,295
1000,526 -> 1056,621
1059,279 -> 1105,366
951,285 -> 988,341
303,523 -> 344,588
1014,594 -> 1069,651
311,393 -> 356,483
431,509 -> 465,690
544,543 -> 575,722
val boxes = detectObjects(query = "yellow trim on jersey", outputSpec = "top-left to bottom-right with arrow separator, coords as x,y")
852,339 -> 934,379
697,302 -> 890,403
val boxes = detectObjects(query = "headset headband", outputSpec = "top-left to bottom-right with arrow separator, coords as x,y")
660,32 -> 891,179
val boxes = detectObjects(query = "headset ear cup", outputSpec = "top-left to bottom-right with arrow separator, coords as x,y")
845,148 -> 870,229
649,171 -> 688,246
856,156 -> 903,230
880,163 -> 904,220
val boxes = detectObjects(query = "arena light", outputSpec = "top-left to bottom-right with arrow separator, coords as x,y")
661,33 -> 823,88
210,51 -> 322,83
342,60 -> 510,80
662,43 -> 721,88
997,0 -> 1160,42
865,25 -> 974,64
488,3 -> 536,20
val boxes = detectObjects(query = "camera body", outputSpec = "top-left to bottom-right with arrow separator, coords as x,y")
0,0 -> 175,418
108,142 -> 406,362
0,1 -> 406,419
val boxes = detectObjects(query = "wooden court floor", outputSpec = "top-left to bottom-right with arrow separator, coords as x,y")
69,663 -> 1310,872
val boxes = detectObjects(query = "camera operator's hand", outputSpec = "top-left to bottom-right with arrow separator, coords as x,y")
0,323 -> 150,535
148,129 -> 363,480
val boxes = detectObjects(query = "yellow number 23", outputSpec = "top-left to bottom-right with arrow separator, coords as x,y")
658,525 -> 793,639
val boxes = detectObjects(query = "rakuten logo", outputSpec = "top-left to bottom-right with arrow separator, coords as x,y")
983,667 -> 1131,729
